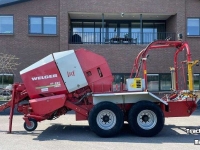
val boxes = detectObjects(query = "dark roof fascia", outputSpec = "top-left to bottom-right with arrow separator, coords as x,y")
0,0 -> 32,8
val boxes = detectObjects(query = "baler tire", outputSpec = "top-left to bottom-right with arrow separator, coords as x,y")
24,118 -> 38,132
88,101 -> 123,137
128,101 -> 164,137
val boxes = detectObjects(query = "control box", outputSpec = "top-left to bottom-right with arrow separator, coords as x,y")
126,78 -> 144,91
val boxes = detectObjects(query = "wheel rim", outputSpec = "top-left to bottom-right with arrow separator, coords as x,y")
137,110 -> 157,130
96,109 -> 116,130
26,121 -> 35,130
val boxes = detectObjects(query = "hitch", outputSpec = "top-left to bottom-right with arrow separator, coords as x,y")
0,83 -> 28,133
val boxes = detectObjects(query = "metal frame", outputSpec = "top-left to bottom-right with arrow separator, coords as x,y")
93,92 -> 168,105
131,40 -> 196,91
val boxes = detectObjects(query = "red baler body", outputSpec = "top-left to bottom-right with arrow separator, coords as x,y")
0,41 -> 199,136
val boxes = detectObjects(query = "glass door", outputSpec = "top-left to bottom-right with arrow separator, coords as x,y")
108,23 -> 117,39
131,22 -> 140,44
120,23 -> 129,38
83,22 -> 94,43
95,22 -> 105,44
143,22 -> 154,44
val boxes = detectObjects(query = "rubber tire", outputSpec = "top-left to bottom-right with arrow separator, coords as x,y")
128,101 -> 164,137
89,101 -> 124,137
24,118 -> 38,132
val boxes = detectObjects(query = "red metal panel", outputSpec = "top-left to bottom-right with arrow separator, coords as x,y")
75,105 -> 93,120
76,112 -> 87,120
65,101 -> 89,117
21,61 -> 68,99
162,100 -> 197,117
29,94 -> 66,116
75,49 -> 113,93
75,48 -> 108,70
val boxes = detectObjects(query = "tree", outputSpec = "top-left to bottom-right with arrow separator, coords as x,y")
0,53 -> 20,88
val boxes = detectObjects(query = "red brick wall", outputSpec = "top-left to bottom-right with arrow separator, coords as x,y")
0,0 -> 200,83
185,0 -> 200,73
0,0 -> 60,82
60,0 -> 186,49
166,15 -> 177,36
69,44 -> 177,74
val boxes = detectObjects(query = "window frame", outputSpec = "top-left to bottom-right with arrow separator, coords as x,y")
0,73 -> 14,88
159,73 -> 172,91
70,19 -> 167,44
192,74 -> 200,90
186,73 -> 200,90
113,73 -> 172,92
113,73 -> 200,92
0,15 -> 14,35
187,18 -> 200,36
28,15 -> 57,35
147,74 -> 160,92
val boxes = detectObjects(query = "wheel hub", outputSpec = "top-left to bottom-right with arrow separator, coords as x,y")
96,109 -> 116,130
102,115 -> 110,123
142,115 -> 149,122
26,121 -> 34,129
137,110 -> 157,130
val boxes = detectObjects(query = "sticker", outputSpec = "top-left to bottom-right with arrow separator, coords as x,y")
144,70 -> 147,74
36,81 -> 61,90
41,88 -> 48,92
67,71 -> 75,77
54,82 -> 61,87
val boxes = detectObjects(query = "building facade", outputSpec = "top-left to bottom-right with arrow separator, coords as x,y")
0,0 -> 200,91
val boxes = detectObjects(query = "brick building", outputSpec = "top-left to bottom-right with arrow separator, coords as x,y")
0,0 -> 200,91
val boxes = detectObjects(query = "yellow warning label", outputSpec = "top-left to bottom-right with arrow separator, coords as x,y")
130,78 -> 142,88
144,70 -> 147,74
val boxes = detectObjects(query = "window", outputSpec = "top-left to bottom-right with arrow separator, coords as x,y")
147,74 -> 171,91
147,74 -> 159,91
186,74 -> 200,90
131,22 -> 141,43
0,15 -> 13,34
160,74 -> 171,91
29,16 -> 57,35
193,74 -> 200,90
187,18 -> 200,36
113,73 -> 171,92
186,73 -> 200,90
108,23 -> 117,40
72,22 -> 82,33
71,21 -> 106,44
0,74 -> 14,88
120,23 -> 129,38
113,73 -> 200,91
71,20 -> 167,44
71,22 -> 83,43
83,22 -> 94,43
95,22 -> 105,43
112,73 -> 131,91
112,74 -> 124,91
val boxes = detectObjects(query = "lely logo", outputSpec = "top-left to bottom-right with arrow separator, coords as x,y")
67,71 -> 75,77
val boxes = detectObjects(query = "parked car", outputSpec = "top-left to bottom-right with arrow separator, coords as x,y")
0,90 -> 11,96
